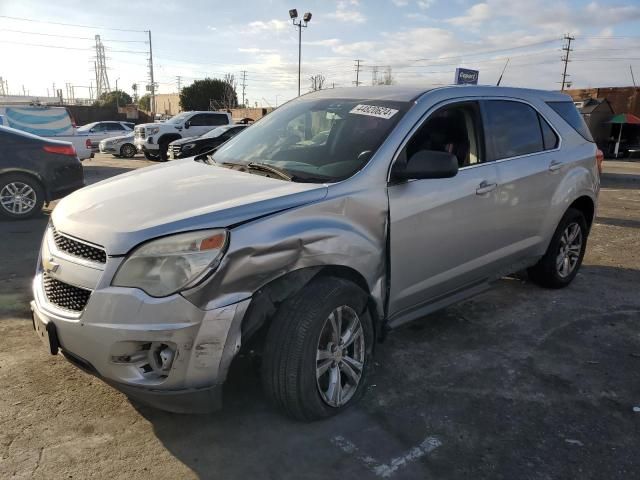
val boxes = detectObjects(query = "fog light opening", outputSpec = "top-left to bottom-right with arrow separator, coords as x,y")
149,342 -> 175,373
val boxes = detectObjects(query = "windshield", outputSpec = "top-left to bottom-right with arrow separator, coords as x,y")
165,112 -> 191,125
77,122 -> 97,132
202,126 -> 230,139
211,97 -> 409,182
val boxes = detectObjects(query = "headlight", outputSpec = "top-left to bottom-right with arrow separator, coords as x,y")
147,127 -> 160,135
182,143 -> 196,150
112,229 -> 228,297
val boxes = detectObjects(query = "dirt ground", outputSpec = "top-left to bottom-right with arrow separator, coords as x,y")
1,155 -> 639,479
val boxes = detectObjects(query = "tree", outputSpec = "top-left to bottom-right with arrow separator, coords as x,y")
309,74 -> 326,92
139,94 -> 151,111
179,78 -> 237,111
222,74 -> 238,109
93,90 -> 132,108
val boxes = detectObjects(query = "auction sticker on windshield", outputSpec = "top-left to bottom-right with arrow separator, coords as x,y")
349,104 -> 399,119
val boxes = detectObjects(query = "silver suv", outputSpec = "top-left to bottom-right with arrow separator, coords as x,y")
32,86 -> 599,420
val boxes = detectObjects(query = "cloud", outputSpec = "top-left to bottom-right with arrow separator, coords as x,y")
327,0 -> 366,23
247,19 -> 289,31
447,3 -> 490,27
391,0 -> 409,6
304,38 -> 342,47
238,47 -> 278,54
417,0 -> 435,9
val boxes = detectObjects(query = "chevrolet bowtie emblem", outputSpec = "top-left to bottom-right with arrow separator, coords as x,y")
43,257 -> 60,273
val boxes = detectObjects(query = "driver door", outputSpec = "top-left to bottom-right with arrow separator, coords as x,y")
387,101 -> 501,323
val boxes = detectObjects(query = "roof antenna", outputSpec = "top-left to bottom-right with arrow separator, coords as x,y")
496,58 -> 510,86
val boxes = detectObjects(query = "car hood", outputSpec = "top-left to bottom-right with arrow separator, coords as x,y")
171,136 -> 199,145
136,122 -> 166,130
52,159 -> 328,255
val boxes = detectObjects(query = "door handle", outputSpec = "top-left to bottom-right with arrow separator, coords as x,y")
476,181 -> 498,195
548,160 -> 562,172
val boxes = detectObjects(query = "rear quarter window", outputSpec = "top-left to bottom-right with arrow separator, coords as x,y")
546,101 -> 594,142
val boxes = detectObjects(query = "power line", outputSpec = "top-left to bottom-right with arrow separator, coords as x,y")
0,15 -> 146,33
0,28 -> 147,42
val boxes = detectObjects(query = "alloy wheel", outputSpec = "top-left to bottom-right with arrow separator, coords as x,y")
316,305 -> 365,408
556,222 -> 583,278
0,181 -> 37,215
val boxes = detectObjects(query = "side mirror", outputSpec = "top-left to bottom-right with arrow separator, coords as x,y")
184,120 -> 191,129
89,128 -> 96,133
393,150 -> 459,181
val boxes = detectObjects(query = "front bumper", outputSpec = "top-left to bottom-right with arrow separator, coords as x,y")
134,137 -> 157,152
99,142 -> 119,154
31,230 -> 250,413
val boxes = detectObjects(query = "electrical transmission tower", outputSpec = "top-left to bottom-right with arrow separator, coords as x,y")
560,34 -> 574,91
0,77 -> 6,96
94,35 -> 110,98
240,70 -> 247,107
353,59 -> 363,86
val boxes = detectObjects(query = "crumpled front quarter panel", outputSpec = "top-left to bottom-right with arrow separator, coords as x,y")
183,182 -> 389,313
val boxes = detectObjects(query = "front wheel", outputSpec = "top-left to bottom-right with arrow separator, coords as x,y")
528,208 -> 588,288
143,151 -> 160,161
0,173 -> 45,220
261,277 -> 374,421
120,143 -> 137,158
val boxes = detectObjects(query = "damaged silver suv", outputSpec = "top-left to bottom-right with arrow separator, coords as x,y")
32,86 -> 599,420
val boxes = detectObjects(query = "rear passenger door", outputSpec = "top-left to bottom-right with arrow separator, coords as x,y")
482,99 -> 562,265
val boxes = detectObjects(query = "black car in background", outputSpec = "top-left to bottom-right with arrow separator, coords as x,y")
0,126 -> 84,220
168,124 -> 248,160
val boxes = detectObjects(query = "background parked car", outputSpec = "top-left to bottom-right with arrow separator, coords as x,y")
99,132 -> 137,158
0,125 -> 84,219
168,124 -> 248,159
77,121 -> 134,151
0,105 -> 93,160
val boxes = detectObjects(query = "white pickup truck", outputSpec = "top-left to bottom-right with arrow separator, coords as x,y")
134,111 -> 232,160
0,105 -> 93,160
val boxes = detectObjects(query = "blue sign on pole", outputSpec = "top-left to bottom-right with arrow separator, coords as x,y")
455,68 -> 479,85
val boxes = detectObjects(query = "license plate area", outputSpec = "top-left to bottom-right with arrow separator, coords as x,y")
32,310 -> 60,355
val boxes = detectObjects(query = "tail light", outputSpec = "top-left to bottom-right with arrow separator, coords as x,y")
44,144 -> 77,156
596,148 -> 604,175
86,138 -> 92,148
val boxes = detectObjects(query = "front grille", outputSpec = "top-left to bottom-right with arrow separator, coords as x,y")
171,145 -> 181,156
42,273 -> 91,312
135,127 -> 146,139
51,226 -> 107,264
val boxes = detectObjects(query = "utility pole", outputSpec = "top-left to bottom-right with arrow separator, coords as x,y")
240,70 -> 247,107
354,59 -> 363,87
631,65 -> 637,87
176,75 -> 182,92
147,30 -> 156,116
22,85 -> 26,96
0,77 -> 5,96
560,34 -> 574,92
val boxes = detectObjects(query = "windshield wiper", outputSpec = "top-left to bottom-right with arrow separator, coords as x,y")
247,162 -> 292,181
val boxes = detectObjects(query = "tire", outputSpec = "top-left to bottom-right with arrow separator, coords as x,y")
120,143 -> 137,159
528,208 -> 588,288
159,141 -> 170,162
143,151 -> 160,161
261,276 -> 374,421
0,173 -> 45,220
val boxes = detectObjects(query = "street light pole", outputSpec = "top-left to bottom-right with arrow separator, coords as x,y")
289,9 -> 312,97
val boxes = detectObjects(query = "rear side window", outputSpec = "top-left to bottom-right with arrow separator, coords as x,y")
483,100 -> 543,160
539,115 -> 558,150
546,101 -> 594,142
203,114 -> 229,126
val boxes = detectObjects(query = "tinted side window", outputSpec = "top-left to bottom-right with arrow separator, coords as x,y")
484,100 -> 543,160
546,101 -> 594,142
107,123 -> 125,131
188,114 -> 208,126
204,114 -> 229,126
539,115 -> 558,150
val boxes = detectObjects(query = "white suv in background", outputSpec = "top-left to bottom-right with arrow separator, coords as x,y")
134,111 -> 232,161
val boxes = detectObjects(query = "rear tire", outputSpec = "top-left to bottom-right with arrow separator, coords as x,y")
159,141 -> 170,162
261,276 -> 374,421
0,173 -> 45,220
528,208 -> 588,288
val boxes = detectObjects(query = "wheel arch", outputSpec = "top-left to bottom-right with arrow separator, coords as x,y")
569,195 -> 595,230
0,169 -> 49,200
157,133 -> 181,145
240,265 -> 382,349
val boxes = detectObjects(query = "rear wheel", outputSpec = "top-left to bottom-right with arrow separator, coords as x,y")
120,143 -> 137,158
528,208 -> 588,288
159,141 -> 170,162
261,277 -> 374,421
0,173 -> 45,220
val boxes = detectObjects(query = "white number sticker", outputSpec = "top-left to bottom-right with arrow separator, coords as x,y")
349,104 -> 399,120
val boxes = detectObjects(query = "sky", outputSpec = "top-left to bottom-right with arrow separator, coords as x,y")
1,0 -> 640,107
